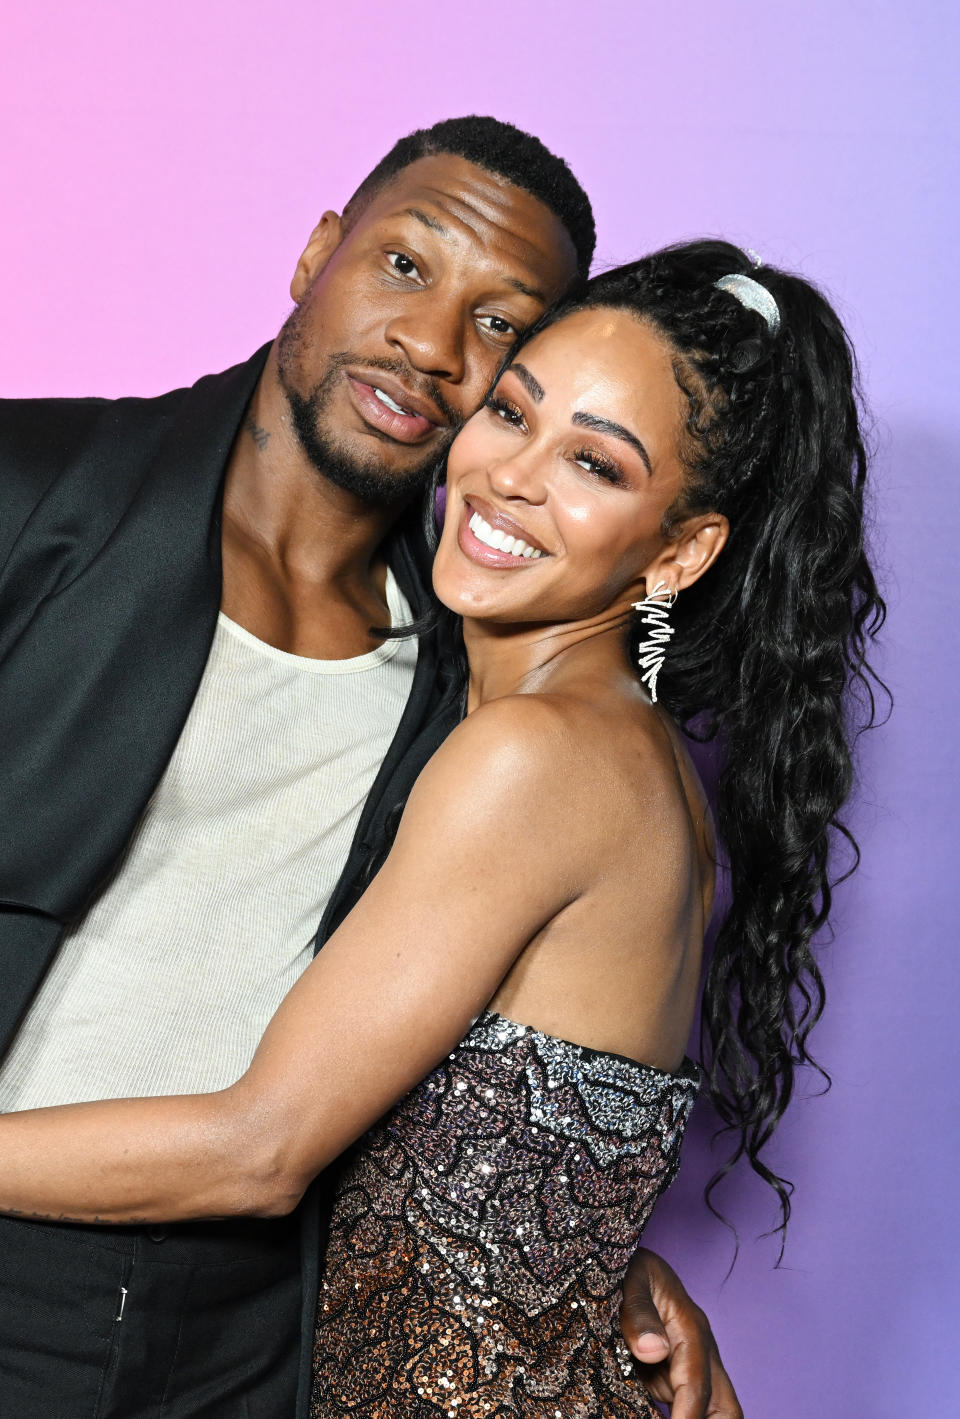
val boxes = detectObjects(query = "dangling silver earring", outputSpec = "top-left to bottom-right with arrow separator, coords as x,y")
631,580 -> 677,703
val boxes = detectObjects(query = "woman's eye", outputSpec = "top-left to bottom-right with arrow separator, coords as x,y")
484,396 -> 525,428
573,448 -> 623,484
387,252 -> 421,279
477,314 -> 518,340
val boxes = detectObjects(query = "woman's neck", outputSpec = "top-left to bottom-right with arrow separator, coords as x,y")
462,613 -> 636,713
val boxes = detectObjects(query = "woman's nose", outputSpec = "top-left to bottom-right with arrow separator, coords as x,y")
487,444 -> 548,503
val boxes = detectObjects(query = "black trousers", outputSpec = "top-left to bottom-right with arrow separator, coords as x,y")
0,1212 -> 302,1418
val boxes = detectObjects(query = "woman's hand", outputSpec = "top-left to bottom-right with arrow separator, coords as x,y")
620,1247 -> 743,1418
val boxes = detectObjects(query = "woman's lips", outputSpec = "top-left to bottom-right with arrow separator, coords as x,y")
346,376 -> 435,443
457,500 -> 546,568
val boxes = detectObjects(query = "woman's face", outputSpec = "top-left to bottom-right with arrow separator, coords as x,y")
433,307 -> 690,626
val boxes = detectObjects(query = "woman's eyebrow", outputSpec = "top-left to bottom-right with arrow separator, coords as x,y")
508,363 -> 545,402
571,411 -> 652,474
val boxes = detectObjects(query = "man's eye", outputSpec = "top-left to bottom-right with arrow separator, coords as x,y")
477,315 -> 518,339
387,252 -> 420,279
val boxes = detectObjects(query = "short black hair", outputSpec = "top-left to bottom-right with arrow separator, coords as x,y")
342,115 -> 595,280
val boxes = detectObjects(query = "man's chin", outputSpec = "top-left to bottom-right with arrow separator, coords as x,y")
318,453 -> 436,509
280,356 -> 447,509
295,419 -> 440,508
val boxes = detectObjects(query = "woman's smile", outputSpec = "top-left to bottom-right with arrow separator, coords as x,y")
457,495 -> 548,568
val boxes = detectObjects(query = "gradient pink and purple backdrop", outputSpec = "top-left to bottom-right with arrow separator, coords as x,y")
2,3 -> 957,1414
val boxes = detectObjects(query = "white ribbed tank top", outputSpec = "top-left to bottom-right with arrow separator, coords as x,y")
0,570 -> 417,1108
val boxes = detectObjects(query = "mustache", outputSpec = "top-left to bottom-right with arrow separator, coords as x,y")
328,351 -> 464,431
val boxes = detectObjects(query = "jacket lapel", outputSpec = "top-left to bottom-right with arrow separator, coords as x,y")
0,345 -> 270,921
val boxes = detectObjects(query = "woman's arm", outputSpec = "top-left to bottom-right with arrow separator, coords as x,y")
0,697 -> 584,1224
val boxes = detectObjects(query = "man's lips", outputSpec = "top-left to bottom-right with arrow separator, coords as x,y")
346,374 -> 441,444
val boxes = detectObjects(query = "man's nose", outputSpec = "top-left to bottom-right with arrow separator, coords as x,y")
384,298 -> 467,386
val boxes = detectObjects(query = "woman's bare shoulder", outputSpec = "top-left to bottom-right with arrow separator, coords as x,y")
441,693 -> 576,765
403,694 -> 578,835
414,690 -> 686,829
423,691 -> 650,786
381,695 -> 594,924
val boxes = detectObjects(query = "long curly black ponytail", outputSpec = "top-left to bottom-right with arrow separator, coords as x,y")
547,241 -> 887,1245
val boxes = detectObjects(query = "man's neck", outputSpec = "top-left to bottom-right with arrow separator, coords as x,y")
219,346 -> 403,659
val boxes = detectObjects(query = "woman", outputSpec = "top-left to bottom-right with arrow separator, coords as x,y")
0,242 -> 883,1415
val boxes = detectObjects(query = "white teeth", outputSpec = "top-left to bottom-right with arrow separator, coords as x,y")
467,509 -> 543,559
373,386 -> 412,416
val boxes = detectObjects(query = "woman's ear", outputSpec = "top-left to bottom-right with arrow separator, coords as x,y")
641,512 -> 730,596
290,212 -> 344,303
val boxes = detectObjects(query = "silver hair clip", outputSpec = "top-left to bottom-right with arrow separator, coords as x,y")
714,273 -> 781,335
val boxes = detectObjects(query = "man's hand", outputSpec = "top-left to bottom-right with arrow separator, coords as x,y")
619,1246 -> 743,1418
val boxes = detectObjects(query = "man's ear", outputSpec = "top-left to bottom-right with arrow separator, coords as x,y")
643,512 -> 730,595
290,212 -> 344,303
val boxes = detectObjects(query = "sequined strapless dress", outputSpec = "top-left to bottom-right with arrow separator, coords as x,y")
311,1011 -> 699,1418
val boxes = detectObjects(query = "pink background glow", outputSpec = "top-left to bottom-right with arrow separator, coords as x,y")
2,3 -> 957,1414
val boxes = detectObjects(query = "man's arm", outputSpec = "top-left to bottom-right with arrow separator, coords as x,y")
620,1247 -> 743,1419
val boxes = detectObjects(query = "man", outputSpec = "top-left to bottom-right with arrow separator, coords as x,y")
0,117 -> 741,1418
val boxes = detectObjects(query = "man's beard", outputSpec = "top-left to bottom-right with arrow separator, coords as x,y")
276,309 -> 458,509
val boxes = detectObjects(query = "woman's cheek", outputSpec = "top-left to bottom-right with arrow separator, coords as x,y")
444,415 -> 489,487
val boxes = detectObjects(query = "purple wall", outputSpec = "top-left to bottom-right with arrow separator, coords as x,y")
2,3 -> 957,1412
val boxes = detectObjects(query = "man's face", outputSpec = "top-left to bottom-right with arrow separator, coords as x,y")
276,154 -> 579,507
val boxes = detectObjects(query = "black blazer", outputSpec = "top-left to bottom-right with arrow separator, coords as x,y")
0,349 -> 462,1413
